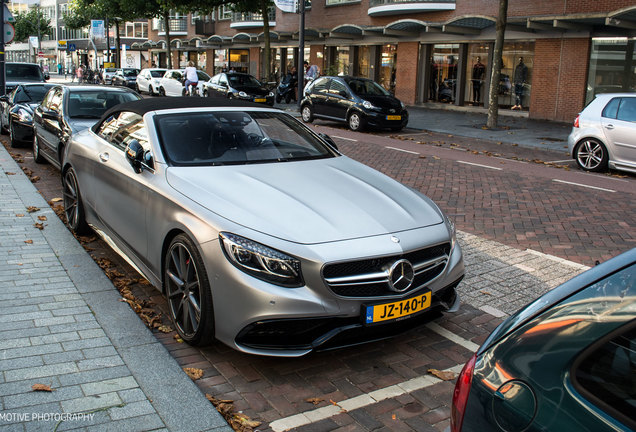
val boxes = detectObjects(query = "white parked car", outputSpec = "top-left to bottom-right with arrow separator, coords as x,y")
158,69 -> 210,97
568,93 -> 636,173
136,68 -> 167,95
102,68 -> 118,85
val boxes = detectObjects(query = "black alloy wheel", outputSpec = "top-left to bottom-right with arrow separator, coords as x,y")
9,122 -> 20,148
32,135 -> 46,164
164,234 -> 214,345
62,167 -> 90,234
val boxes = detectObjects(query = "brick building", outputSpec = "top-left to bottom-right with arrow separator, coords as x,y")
138,1 -> 636,122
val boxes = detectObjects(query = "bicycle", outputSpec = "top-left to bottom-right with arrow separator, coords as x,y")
184,82 -> 200,96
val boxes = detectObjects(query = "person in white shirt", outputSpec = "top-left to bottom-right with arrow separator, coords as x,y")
184,61 -> 199,96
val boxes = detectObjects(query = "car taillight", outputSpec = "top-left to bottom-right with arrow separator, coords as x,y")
573,115 -> 580,128
451,353 -> 477,432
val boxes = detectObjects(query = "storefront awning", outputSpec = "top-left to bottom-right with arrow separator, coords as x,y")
442,16 -> 495,34
330,24 -> 383,38
232,33 -> 254,42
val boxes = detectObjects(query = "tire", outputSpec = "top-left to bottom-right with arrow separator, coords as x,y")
182,88 -> 188,97
149,85 -> 155,96
348,111 -> 365,131
285,93 -> 292,104
275,94 -> 282,103
159,87 -> 166,97
203,89 -> 208,97
164,234 -> 215,345
574,139 -> 608,172
0,115 -> 7,135
9,122 -> 20,148
32,135 -> 46,164
301,104 -> 313,123
62,167 -> 90,235
135,83 -> 140,93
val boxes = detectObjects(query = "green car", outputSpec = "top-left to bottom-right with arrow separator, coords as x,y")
452,248 -> 635,432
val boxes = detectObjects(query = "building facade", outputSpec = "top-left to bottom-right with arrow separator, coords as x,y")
137,0 -> 636,123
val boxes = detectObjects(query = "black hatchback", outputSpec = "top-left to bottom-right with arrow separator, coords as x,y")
300,76 -> 408,131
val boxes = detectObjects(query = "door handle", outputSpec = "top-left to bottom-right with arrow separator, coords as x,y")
99,152 -> 109,162
605,124 -> 614,130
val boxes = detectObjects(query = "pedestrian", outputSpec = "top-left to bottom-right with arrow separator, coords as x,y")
70,64 -> 76,82
57,62 -> 63,76
77,65 -> 84,84
304,61 -> 319,81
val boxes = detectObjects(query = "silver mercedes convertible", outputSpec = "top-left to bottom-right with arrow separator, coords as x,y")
62,98 -> 464,356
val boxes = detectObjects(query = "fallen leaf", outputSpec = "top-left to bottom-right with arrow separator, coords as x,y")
157,325 -> 173,333
24,240 -> 33,244
392,414 -> 397,420
16,214 -> 24,217
173,334 -> 184,343
305,397 -> 323,405
428,368 -> 457,381
432,156 -> 440,160
481,290 -> 492,296
34,223 -> 44,230
26,206 -> 40,213
50,197 -> 63,203
233,413 -> 261,429
37,215 -> 47,221
184,368 -> 204,381
6,172 -> 15,175
31,384 -> 53,392
30,176 -> 40,183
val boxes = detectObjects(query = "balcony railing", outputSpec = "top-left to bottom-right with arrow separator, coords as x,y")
230,9 -> 276,28
158,18 -> 188,33
368,0 -> 455,16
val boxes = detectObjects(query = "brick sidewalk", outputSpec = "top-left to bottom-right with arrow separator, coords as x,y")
0,145 -> 230,431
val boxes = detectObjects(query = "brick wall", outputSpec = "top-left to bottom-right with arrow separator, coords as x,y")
529,38 -> 590,122
250,47 -> 260,78
309,45 -> 325,74
395,42 -> 419,105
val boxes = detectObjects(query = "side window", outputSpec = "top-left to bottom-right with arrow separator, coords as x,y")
49,89 -> 63,112
41,89 -> 54,110
96,111 -> 143,150
210,74 -> 220,85
602,98 -> 620,119
616,98 -> 636,122
312,77 -> 330,94
329,80 -> 348,97
574,322 -> 636,430
219,75 -> 228,85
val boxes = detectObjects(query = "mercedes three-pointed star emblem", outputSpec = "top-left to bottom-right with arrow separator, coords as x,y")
388,259 -> 415,292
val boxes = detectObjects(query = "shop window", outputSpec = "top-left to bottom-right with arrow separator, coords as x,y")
586,38 -> 636,105
464,44 -> 489,106
429,44 -> 459,103
336,46 -> 351,76
498,42 -> 534,110
379,44 -> 397,94
357,46 -> 371,79
229,49 -> 250,74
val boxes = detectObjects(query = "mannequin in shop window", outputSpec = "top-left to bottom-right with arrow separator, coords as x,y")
471,57 -> 485,104
512,57 -> 528,110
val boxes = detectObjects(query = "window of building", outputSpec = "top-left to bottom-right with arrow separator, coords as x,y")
220,5 -> 233,20
379,44 -> 397,93
326,0 -> 360,5
335,46 -> 350,76
498,41 -> 534,110
464,43 -> 489,106
429,44 -> 459,103
356,46 -> 371,79
229,49 -> 249,73
586,38 -> 636,105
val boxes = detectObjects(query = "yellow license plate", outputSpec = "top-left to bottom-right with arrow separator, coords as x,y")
386,115 -> 401,121
254,98 -> 266,103
365,292 -> 431,324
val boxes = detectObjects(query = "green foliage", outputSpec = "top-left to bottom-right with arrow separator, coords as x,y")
13,8 -> 52,43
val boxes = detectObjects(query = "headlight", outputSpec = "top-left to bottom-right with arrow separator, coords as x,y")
220,232 -> 303,287
362,100 -> 376,110
17,108 -> 32,123
268,91 -> 274,97
400,101 -> 405,110
238,91 -> 248,98
444,214 -> 457,249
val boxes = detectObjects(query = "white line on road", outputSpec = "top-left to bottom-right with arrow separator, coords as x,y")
425,322 -> 480,352
332,136 -> 358,142
457,160 -> 503,171
552,179 -> 615,193
385,146 -> 420,155
545,159 -> 574,164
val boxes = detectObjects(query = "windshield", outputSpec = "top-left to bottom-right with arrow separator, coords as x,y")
67,90 -> 140,119
14,85 -> 52,103
155,111 -> 337,166
345,78 -> 390,96
123,69 -> 139,77
6,64 -> 44,81
150,70 -> 165,78
105,68 -> 117,73
228,74 -> 262,87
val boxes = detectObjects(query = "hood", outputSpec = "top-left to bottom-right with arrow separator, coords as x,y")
231,85 -> 268,96
166,157 -> 443,244
69,118 -> 100,134
363,95 -> 403,111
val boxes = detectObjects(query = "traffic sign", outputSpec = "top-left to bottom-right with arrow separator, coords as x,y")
3,4 -> 14,23
58,40 -> 67,50
67,43 -> 76,52
4,22 -> 14,44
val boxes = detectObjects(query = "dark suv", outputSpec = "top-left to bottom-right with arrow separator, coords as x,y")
4,62 -> 49,95
300,76 -> 408,131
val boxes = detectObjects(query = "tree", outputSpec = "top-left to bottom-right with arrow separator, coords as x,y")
486,0 -> 508,129
13,8 -> 52,44
228,0 -> 274,81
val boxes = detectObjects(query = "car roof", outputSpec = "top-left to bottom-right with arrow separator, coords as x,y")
594,92 -> 636,99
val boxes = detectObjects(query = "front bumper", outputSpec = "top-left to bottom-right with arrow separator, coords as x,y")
202,224 -> 464,356
364,109 -> 409,129
11,120 -> 34,143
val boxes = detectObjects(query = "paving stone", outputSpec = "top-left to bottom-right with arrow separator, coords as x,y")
60,391 -> 122,413
81,376 -> 138,397
108,400 -> 156,421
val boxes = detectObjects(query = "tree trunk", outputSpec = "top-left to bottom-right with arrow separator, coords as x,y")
115,21 -> 121,68
164,10 -> 172,69
262,0 -> 271,82
486,0 -> 508,129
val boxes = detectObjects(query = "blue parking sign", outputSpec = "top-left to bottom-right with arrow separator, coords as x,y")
68,43 -> 76,52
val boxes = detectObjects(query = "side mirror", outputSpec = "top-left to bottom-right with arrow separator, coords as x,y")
44,73 -> 50,81
319,133 -> 338,151
125,139 -> 144,173
338,90 -> 348,98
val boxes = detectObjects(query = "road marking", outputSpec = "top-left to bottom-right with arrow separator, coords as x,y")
457,160 -> 503,171
385,146 -> 419,155
545,159 -> 574,164
526,249 -> 591,271
552,179 -> 615,193
332,136 -> 358,142
269,363 -> 463,432
425,322 -> 480,352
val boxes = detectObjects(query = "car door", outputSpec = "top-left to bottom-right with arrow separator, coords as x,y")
206,74 -> 221,97
137,71 -> 149,91
602,97 -> 636,167
91,111 -> 151,263
325,79 -> 351,120
0,86 -> 17,130
308,77 -> 331,116
166,71 -> 183,96
34,87 -> 63,162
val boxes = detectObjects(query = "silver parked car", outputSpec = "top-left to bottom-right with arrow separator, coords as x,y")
568,93 -> 636,173
62,98 -> 464,356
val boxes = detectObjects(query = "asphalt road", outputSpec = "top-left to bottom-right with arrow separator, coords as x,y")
2,114 -> 634,432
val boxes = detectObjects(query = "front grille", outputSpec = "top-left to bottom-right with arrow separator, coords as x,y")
323,243 -> 451,298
